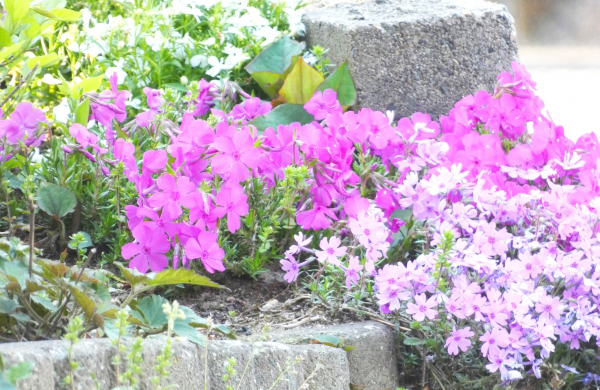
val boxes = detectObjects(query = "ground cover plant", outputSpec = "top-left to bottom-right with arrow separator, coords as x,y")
3,0 -> 600,389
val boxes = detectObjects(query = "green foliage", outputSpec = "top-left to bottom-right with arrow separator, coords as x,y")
36,183 -> 77,218
316,61 -> 356,106
249,103 -> 315,132
0,355 -> 34,390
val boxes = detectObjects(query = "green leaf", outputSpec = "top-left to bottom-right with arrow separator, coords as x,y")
173,321 -> 205,345
79,75 -> 104,93
316,61 -> 356,106
67,231 -> 93,250
48,8 -> 81,21
0,28 -> 11,48
23,17 -> 41,40
68,286 -> 97,321
0,41 -> 25,63
214,324 -> 236,339
134,295 -> 168,329
36,184 -> 77,218
164,83 -> 188,92
147,269 -> 223,289
0,298 -> 19,314
249,104 -> 314,133
4,361 -> 34,384
312,335 -> 341,347
26,53 -> 58,68
4,0 -> 30,24
115,263 -> 151,287
245,36 -> 303,98
278,57 -> 324,104
403,337 -> 427,346
74,98 -> 90,126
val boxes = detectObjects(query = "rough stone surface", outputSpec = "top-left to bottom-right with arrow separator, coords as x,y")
0,337 -> 350,390
207,341 -> 349,390
302,0 -> 519,119
263,321 -> 399,390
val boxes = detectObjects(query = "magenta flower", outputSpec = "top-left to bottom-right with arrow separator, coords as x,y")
142,149 -> 168,173
445,327 -> 474,355
357,108 -> 394,150
473,222 -> 512,257
212,129 -> 262,183
135,87 -> 163,127
280,253 -> 300,283
0,102 -> 46,144
122,224 -> 171,273
345,256 -> 363,289
315,236 -> 346,266
230,97 -> 272,123
69,124 -> 99,149
214,185 -> 249,233
304,89 -> 341,120
148,174 -> 199,219
191,79 -> 217,117
185,231 -> 225,273
406,293 -> 438,321
296,205 -> 338,230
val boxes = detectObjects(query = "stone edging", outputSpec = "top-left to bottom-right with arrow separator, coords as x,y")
1,321 -> 398,390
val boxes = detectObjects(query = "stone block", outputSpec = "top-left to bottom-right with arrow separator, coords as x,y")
265,321 -> 399,390
302,0 -> 519,119
206,340 -> 349,390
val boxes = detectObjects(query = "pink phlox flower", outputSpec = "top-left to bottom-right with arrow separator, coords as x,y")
344,256 -> 363,289
142,149 -> 168,173
212,129 -> 262,183
480,327 -> 510,358
286,232 -> 313,255
69,124 -> 100,150
191,79 -> 217,117
135,207 -> 180,239
443,294 -> 466,319
135,87 -> 163,127
315,236 -> 347,266
445,327 -> 474,355
148,174 -> 199,219
394,153 -> 426,172
348,211 -> 386,247
357,108 -> 394,150
296,204 -> 338,230
397,113 -> 440,141
230,97 -> 272,123
535,294 -> 563,323
263,124 -> 296,168
473,221 -> 512,257
185,231 -> 225,273
214,184 -> 249,233
1,102 -> 46,144
280,253 -> 300,283
325,110 -> 361,142
514,252 -> 543,280
304,89 -> 342,120
122,223 -> 171,273
344,195 -> 371,219
406,293 -> 438,322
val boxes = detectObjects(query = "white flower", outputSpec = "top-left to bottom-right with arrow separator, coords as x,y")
105,59 -> 127,84
53,98 -> 71,124
199,37 -> 216,46
146,31 -> 166,52
41,73 -> 63,85
303,52 -> 317,66
190,54 -> 208,68
206,56 -> 228,77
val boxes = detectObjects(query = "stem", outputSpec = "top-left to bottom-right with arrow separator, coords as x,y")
28,196 -> 35,278
0,64 -> 40,108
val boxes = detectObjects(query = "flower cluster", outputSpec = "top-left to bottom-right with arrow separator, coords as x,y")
6,58 -> 600,383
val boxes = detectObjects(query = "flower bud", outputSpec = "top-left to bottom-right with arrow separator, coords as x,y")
62,145 -> 74,154
82,150 -> 96,162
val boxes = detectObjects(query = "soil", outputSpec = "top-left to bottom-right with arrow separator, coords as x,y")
174,268 -> 372,339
